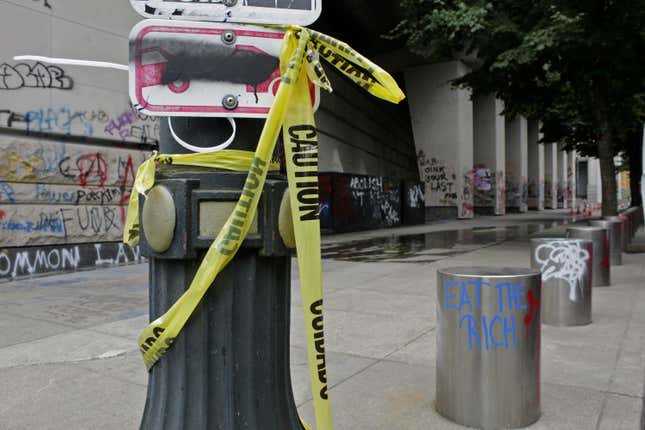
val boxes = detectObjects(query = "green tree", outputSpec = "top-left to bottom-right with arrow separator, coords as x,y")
394,0 -> 645,215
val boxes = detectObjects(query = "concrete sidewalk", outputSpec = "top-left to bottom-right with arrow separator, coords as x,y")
0,211 -> 643,429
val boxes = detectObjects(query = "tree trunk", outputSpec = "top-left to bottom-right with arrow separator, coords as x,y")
628,129 -> 643,207
592,88 -> 618,217
598,140 -> 618,216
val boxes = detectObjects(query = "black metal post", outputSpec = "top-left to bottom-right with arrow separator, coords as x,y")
139,117 -> 303,430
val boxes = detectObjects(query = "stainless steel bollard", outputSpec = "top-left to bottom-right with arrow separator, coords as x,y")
589,219 -> 622,266
622,208 -> 637,238
567,226 -> 611,287
530,238 -> 592,326
436,267 -> 541,429
606,216 -> 630,251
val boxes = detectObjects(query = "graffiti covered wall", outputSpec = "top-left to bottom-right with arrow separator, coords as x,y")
506,173 -> 528,212
0,1 -> 156,278
318,173 -> 424,233
416,151 -> 474,219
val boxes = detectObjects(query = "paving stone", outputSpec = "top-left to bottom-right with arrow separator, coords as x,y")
387,330 -> 436,367
541,342 -> 618,392
290,307 -> 432,359
597,394 -> 643,430
0,313 -> 73,348
0,363 -> 146,430
289,346 -> 377,406
76,349 -> 148,388
1,212 -> 643,429
324,289 -> 433,319
609,349 -> 645,398
0,328 -> 136,369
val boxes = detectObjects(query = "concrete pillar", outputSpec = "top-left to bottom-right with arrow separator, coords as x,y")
557,144 -> 568,209
587,158 -> 602,206
473,94 -> 505,215
544,143 -> 558,209
406,61 -> 474,221
527,121 -> 544,210
615,156 -> 629,209
505,116 -> 528,212
568,151 -> 577,210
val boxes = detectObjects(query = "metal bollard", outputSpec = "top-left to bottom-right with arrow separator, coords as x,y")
610,215 -> 631,250
628,206 -> 644,236
436,267 -> 541,429
567,226 -> 611,287
530,238 -> 592,326
138,119 -> 303,430
632,206 -> 645,234
622,208 -> 637,238
589,219 -> 622,266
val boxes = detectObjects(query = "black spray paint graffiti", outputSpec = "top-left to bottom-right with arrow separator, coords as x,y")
0,110 -> 26,128
417,151 -> 457,203
153,38 -> 279,102
33,184 -> 123,206
33,0 -> 52,9
0,242 -> 144,280
76,206 -> 119,234
0,62 -> 73,90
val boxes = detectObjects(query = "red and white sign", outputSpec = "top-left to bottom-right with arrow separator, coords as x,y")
129,20 -> 319,118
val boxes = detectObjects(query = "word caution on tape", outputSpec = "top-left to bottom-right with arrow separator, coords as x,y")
124,26 -> 404,430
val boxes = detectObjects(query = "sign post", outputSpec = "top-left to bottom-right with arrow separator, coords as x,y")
129,3 -> 322,430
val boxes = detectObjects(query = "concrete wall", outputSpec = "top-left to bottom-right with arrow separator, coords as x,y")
317,68 -> 418,180
0,0 -> 159,144
0,0 -> 157,278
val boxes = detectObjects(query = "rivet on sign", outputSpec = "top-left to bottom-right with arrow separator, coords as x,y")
223,0 -> 238,7
222,95 -> 239,110
221,30 -> 236,45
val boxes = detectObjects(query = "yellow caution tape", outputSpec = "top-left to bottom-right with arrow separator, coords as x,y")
124,26 -> 405,430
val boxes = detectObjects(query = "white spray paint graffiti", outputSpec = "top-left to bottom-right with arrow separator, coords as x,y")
408,184 -> 424,209
0,242 -> 145,279
379,200 -> 400,226
535,241 -> 590,302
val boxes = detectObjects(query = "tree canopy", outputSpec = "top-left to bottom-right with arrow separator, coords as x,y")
394,0 -> 645,213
